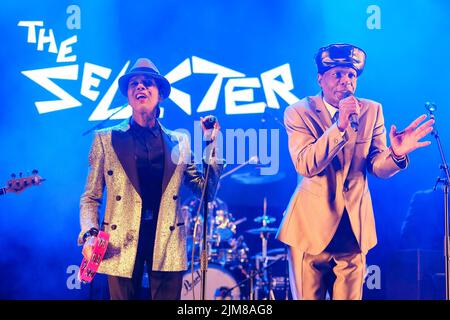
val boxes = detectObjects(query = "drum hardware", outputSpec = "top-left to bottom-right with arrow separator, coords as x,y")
245,226 -> 278,235
243,197 -> 289,299
181,191 -> 293,300
220,253 -> 286,300
253,215 -> 276,224
252,247 -> 290,300
245,197 -> 274,278
245,197 -> 272,299
182,195 -> 251,299
209,235 -> 250,266
246,199 -> 277,237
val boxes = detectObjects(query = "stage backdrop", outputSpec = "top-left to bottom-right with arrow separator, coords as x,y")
0,0 -> 449,299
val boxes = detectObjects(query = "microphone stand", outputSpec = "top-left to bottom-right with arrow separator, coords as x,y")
82,103 -> 129,136
427,104 -> 450,300
200,127 -> 218,300
262,106 -> 286,130
200,171 -> 209,301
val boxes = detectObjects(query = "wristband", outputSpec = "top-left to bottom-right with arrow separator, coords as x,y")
83,227 -> 99,243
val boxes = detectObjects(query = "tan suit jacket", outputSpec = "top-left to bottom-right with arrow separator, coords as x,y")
79,119 -> 223,278
277,94 -> 408,255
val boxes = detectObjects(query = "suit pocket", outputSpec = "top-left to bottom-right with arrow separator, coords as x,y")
298,185 -> 326,197
298,179 -> 328,197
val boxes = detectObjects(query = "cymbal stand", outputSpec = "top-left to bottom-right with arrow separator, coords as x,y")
223,254 -> 285,299
255,197 -> 276,299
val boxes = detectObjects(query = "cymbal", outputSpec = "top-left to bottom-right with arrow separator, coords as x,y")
245,226 -> 278,235
252,247 -> 287,259
230,171 -> 286,185
253,215 -> 276,224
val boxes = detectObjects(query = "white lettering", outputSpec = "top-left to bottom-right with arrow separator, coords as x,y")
81,62 -> 112,101
17,20 -> 44,43
225,77 -> 265,114
37,28 -> 57,53
57,35 -> 78,62
88,61 -> 131,121
22,65 -> 81,113
193,56 -> 245,113
261,63 -> 299,109
165,58 -> 192,115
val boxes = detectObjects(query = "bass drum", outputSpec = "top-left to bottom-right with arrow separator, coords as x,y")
180,264 -> 248,300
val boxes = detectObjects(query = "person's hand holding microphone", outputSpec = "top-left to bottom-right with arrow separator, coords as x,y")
337,92 -> 361,132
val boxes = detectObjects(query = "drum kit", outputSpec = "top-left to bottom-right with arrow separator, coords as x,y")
180,190 -> 290,300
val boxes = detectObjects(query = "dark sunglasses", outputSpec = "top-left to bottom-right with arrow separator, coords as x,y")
128,78 -> 156,88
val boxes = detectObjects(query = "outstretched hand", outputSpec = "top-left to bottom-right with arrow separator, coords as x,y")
389,114 -> 434,157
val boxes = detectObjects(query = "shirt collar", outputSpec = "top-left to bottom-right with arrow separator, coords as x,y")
322,95 -> 339,119
130,117 -> 160,137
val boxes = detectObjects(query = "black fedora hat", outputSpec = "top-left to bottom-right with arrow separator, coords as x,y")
118,58 -> 171,99
315,43 -> 366,76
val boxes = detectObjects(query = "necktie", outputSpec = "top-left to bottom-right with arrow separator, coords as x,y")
332,111 -> 339,123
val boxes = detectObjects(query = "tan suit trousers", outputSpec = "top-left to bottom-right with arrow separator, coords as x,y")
288,210 -> 366,300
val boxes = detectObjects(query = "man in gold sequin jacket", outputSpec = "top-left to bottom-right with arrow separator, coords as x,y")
79,58 -> 223,300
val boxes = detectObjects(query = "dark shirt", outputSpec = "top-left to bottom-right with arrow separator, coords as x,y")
129,118 -> 164,221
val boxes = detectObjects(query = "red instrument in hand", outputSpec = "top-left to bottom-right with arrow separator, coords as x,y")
78,231 -> 110,283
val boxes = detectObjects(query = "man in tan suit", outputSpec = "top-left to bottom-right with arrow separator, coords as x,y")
276,44 -> 434,300
79,58 -> 223,299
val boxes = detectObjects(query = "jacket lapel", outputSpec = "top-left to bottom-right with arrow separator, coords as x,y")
160,123 -> 180,195
309,94 -> 345,168
341,100 -> 371,180
308,94 -> 332,132
111,119 -> 141,196
342,120 -> 358,180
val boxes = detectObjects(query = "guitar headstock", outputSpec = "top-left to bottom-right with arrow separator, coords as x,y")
3,169 -> 45,195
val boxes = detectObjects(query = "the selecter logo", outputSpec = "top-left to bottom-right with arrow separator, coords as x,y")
18,11 -> 299,121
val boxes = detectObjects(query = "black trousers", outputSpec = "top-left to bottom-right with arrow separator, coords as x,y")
108,219 -> 183,300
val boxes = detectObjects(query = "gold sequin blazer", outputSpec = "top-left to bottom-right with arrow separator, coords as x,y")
79,119 -> 223,278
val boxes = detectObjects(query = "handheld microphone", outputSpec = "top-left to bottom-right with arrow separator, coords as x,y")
343,91 -> 359,132
203,115 -> 217,129
424,102 -> 437,113
349,113 -> 359,132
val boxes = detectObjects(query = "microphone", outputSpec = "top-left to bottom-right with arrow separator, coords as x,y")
249,155 -> 259,164
203,115 -> 217,129
349,113 -> 359,132
424,102 -> 437,113
342,91 -> 358,132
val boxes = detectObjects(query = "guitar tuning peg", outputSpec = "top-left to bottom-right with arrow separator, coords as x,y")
19,172 -> 23,178
11,173 -> 16,179
32,169 -> 38,175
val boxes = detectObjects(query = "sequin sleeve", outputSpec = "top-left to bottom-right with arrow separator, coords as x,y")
78,132 -> 105,245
